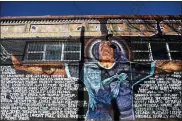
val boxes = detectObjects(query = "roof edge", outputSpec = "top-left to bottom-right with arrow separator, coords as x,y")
0,15 -> 181,20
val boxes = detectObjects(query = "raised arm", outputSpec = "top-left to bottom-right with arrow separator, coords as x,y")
132,60 -> 182,87
11,55 -> 43,74
155,60 -> 182,74
11,55 -> 67,75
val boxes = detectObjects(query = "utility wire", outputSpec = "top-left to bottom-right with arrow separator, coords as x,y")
72,1 -> 84,15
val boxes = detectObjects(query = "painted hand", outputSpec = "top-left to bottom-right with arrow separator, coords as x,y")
117,73 -> 128,81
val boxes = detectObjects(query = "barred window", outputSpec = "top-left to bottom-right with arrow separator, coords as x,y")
24,41 -> 81,62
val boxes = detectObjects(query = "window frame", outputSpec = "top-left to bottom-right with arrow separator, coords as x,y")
132,40 -> 182,61
24,41 -> 81,62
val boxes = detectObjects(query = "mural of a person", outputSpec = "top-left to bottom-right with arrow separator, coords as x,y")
1,40 -> 182,120
83,38 -> 182,120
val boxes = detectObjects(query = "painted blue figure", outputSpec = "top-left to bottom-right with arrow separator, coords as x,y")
82,41 -> 155,120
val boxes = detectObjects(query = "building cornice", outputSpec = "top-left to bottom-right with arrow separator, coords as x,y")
0,15 -> 181,20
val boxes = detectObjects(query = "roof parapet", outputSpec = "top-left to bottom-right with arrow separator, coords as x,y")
0,15 -> 181,20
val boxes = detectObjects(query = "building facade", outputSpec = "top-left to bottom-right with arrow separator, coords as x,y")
0,15 -> 182,120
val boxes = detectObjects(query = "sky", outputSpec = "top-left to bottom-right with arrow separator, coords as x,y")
0,1 -> 181,16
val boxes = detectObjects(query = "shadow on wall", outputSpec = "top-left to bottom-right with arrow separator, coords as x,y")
111,98 -> 120,121
26,118 -> 182,121
84,119 -> 182,121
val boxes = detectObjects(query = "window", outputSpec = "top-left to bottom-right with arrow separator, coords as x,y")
132,42 -> 152,61
150,43 -> 169,60
24,41 -> 81,62
132,40 -> 182,61
168,43 -> 182,60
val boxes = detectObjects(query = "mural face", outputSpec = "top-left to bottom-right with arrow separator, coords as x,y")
85,38 -> 130,69
98,41 -> 115,68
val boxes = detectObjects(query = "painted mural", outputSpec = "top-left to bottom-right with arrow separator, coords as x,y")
1,25 -> 25,33
27,23 -> 101,37
83,37 -> 182,120
160,20 -> 181,35
30,24 -> 69,33
0,43 -> 82,120
29,23 -> 100,33
0,16 -> 182,121
1,20 -> 181,39
107,23 -> 158,36
106,20 -> 158,36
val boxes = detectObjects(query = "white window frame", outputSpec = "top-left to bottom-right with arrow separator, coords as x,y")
132,41 -> 152,62
24,41 -> 81,62
132,41 -> 182,61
